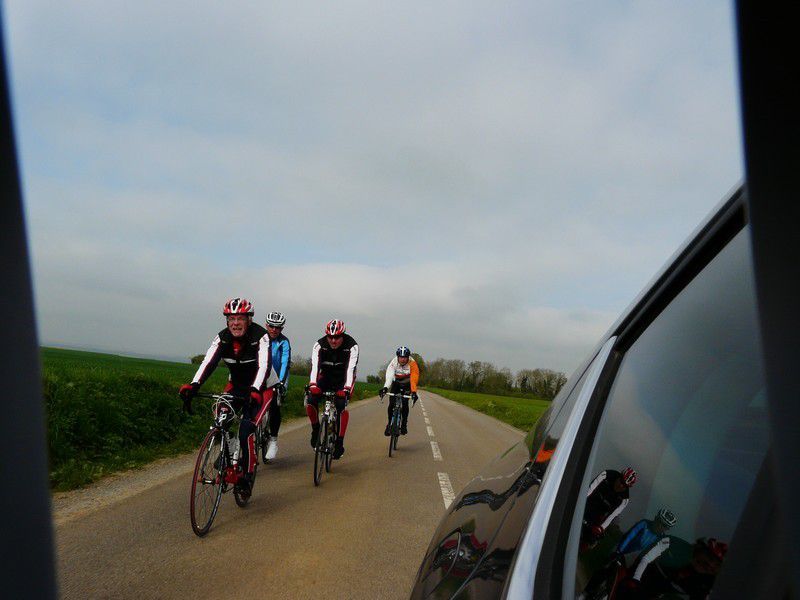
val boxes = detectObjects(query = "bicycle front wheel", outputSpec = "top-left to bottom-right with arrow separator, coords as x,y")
313,416 -> 327,486
325,415 -> 338,472
190,429 -> 224,537
389,409 -> 400,457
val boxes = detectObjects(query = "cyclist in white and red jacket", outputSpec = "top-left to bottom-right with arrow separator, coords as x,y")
179,298 -> 275,498
305,319 -> 359,459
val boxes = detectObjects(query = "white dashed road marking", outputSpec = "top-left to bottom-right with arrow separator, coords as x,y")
426,425 -> 435,437
424,416 -> 431,425
430,441 -> 443,461
437,472 -> 455,509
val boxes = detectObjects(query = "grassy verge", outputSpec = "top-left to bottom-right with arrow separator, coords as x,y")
42,347 -> 381,491
423,386 -> 550,431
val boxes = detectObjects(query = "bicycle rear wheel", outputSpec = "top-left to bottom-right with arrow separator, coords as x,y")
190,430 -> 225,537
313,416 -> 327,486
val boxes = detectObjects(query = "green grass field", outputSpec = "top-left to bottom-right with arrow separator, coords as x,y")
42,347 -> 381,491
423,386 -> 550,431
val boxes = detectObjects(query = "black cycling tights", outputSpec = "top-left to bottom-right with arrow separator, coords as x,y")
387,397 -> 410,427
268,395 -> 282,437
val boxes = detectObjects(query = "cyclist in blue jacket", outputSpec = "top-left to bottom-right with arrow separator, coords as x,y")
616,508 -> 676,557
252,311 -> 291,460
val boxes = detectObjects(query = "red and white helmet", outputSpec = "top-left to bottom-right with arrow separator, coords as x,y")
702,538 -> 728,561
620,467 -> 637,487
325,319 -> 346,336
223,297 -> 254,316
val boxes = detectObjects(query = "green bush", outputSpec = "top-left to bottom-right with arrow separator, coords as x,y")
42,347 -> 381,491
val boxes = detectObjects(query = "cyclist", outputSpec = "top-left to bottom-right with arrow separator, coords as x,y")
305,319 -> 359,459
251,311 -> 291,461
582,508 -> 676,599
178,298 -> 273,498
581,467 -> 637,549
634,537 -> 728,599
616,508 -> 677,557
379,346 -> 419,436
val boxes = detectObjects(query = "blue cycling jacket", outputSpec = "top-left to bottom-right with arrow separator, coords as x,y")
616,519 -> 664,556
270,334 -> 291,384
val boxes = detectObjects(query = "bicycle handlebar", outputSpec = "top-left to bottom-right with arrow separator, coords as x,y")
195,392 -> 247,401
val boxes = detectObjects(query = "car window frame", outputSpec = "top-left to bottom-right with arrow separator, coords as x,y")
525,190 -> 750,599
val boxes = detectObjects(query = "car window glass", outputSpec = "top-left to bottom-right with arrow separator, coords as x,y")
571,227 -> 767,600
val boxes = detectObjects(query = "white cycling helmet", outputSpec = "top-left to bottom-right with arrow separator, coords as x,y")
266,311 -> 286,327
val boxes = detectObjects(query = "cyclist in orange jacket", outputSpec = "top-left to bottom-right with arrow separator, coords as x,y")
379,346 -> 419,436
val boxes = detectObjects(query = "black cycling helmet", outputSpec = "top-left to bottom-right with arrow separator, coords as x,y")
396,346 -> 411,357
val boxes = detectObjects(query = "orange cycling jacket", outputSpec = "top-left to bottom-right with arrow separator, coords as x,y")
383,357 -> 419,392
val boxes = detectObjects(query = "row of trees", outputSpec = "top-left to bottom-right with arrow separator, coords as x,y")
368,354 -> 567,400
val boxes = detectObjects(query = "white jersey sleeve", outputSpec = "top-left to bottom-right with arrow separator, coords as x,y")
310,341 -> 321,384
384,357 -> 398,389
251,334 -> 277,390
345,343 -> 359,390
192,335 -> 222,385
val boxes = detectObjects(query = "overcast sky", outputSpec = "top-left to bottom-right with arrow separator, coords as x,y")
4,1 -> 742,380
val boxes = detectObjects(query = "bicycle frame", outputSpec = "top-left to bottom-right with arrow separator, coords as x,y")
387,392 -> 412,424
312,390 -> 339,485
386,392 -> 412,456
189,392 -> 248,536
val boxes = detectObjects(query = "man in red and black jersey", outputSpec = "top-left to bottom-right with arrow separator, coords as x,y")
179,297 -> 275,498
305,319 -> 359,459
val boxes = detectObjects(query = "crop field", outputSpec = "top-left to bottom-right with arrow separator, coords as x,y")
424,386 -> 550,432
42,347 -> 381,491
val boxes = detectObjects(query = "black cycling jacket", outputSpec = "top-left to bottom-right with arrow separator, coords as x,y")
191,323 -> 270,391
584,469 -> 630,529
309,333 -> 359,391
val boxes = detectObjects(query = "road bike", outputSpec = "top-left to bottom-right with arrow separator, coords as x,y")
188,392 -> 267,537
385,391 -> 412,457
311,390 -> 339,486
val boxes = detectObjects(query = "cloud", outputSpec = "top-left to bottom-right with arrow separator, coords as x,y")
6,0 -> 742,378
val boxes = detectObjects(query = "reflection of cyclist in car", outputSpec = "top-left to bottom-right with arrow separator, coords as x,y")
305,319 -> 359,459
614,508 -> 677,597
634,537 -> 728,599
582,508 -> 676,599
379,346 -> 419,436
581,467 -> 637,549
178,298 -> 273,498
616,507 -> 676,557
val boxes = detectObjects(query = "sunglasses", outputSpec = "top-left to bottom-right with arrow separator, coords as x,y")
326,335 -> 343,340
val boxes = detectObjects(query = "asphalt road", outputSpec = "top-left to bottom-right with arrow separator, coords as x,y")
54,390 -> 523,599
